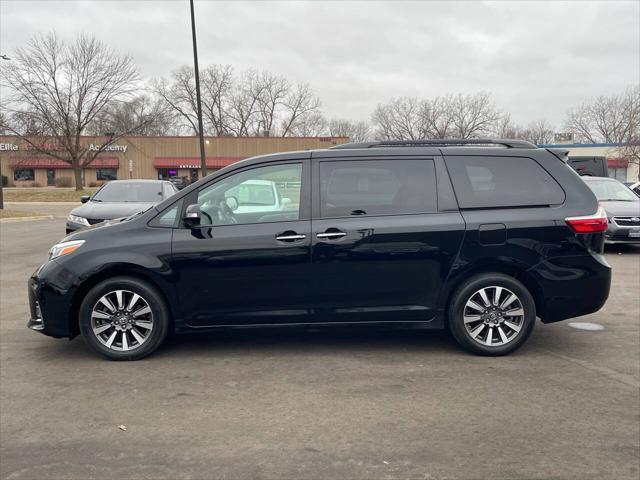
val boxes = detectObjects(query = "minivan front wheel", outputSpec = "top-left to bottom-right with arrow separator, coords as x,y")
79,277 -> 169,360
448,274 -> 536,355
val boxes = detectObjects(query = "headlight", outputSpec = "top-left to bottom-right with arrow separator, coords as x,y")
49,240 -> 85,260
67,214 -> 90,226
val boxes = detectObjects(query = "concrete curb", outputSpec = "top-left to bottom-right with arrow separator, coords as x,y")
5,202 -> 79,205
0,215 -> 55,223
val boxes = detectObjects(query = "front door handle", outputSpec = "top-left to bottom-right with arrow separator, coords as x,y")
316,230 -> 347,240
275,232 -> 306,242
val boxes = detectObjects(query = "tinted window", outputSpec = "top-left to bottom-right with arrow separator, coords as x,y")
445,156 -> 565,208
196,163 -> 302,226
157,205 -> 179,226
93,182 -> 164,202
319,159 -> 437,217
96,168 -> 118,181
14,168 -> 35,181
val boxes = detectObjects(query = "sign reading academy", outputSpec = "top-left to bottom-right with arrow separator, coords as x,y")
89,143 -> 128,153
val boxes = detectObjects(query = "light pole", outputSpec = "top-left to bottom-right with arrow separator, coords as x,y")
189,0 -> 207,178
0,54 -> 10,209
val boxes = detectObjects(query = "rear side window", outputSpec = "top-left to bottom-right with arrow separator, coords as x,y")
445,156 -> 565,208
319,159 -> 437,217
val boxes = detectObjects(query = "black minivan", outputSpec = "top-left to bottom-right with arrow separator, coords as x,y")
28,139 -> 612,360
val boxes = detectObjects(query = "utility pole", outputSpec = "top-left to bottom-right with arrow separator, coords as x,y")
189,0 -> 207,179
0,54 -> 10,209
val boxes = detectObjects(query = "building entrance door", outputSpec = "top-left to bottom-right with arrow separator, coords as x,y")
46,169 -> 55,186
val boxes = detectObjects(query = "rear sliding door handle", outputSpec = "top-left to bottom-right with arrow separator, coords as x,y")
316,231 -> 347,239
275,233 -> 306,242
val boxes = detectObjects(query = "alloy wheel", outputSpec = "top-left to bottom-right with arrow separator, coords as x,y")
90,289 -> 154,352
462,286 -> 525,347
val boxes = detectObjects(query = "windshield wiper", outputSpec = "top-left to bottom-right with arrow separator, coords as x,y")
125,206 -> 155,220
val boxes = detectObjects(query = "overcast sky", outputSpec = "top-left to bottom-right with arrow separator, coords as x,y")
1,0 -> 638,127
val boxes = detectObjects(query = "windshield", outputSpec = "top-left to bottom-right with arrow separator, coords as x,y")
585,179 -> 639,202
93,182 -> 163,203
227,183 -> 276,206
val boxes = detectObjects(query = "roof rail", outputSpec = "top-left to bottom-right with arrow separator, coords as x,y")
330,139 -> 537,150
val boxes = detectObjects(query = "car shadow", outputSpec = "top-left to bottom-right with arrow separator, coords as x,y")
604,244 -> 640,254
158,325 -> 458,359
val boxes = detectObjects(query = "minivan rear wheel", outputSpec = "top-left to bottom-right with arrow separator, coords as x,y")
448,274 -> 536,356
79,277 -> 169,360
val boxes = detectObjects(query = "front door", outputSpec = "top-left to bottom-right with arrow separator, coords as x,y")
46,169 -> 55,186
171,160 -> 313,326
310,157 -> 465,322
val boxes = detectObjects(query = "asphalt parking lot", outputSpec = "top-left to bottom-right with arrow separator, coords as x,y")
1,205 -> 639,480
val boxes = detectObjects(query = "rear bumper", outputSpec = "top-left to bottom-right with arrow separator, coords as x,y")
529,253 -> 611,323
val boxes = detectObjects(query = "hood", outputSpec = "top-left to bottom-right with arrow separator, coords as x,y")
70,201 -> 156,220
600,200 -> 640,217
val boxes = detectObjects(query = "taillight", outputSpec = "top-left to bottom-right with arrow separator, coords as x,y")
565,205 -> 608,233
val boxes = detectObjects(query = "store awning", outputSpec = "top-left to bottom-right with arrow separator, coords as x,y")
607,158 -> 629,168
9,157 -> 119,169
153,157 -> 245,169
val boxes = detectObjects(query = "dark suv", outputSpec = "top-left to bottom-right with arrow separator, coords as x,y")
28,139 -> 611,360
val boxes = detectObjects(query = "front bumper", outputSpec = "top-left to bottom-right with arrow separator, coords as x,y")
27,285 -> 45,331
27,263 -> 77,339
605,221 -> 640,244
65,220 -> 88,234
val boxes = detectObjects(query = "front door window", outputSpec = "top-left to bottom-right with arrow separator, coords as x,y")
195,163 -> 302,226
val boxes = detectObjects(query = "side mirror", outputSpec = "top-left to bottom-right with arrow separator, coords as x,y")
225,196 -> 239,211
80,195 -> 90,204
281,197 -> 292,207
183,203 -> 201,227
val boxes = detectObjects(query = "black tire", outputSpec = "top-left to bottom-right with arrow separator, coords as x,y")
448,273 -> 536,356
79,276 -> 170,360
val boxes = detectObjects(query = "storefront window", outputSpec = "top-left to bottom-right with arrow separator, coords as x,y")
14,168 -> 35,181
608,167 -> 628,182
97,169 -> 118,181
158,168 -> 179,179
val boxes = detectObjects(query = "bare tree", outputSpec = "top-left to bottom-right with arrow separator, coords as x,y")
492,112 -> 521,139
87,94 -> 177,136
372,97 -> 427,140
288,112 -> 327,137
200,64 -> 234,135
152,66 -> 200,135
0,33 -> 150,189
565,86 -> 640,179
256,71 -> 289,135
449,92 -> 501,138
154,66 -> 322,138
226,69 -> 265,136
0,110 -> 10,134
492,114 -> 555,145
328,118 -> 371,142
565,86 -> 640,143
280,82 -> 321,137
522,119 -> 556,145
422,95 -> 456,138
372,93 -> 501,140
